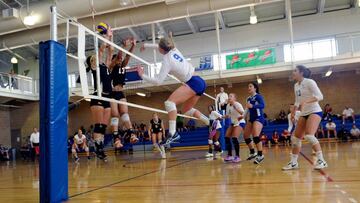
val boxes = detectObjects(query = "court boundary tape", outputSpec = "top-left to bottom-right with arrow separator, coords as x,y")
299,151 -> 334,182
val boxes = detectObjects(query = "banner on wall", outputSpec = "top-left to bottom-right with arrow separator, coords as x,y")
195,55 -> 213,71
226,48 -> 276,70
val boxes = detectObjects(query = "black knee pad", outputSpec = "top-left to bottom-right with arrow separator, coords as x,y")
245,138 -> 252,145
100,124 -> 107,135
225,137 -> 231,143
253,136 -> 260,144
232,137 -> 239,145
94,123 -> 102,134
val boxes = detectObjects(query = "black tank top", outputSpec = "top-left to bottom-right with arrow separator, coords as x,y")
111,63 -> 126,86
150,119 -> 162,132
91,63 -> 112,94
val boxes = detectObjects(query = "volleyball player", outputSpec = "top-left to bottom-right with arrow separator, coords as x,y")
109,38 -> 138,153
206,105 -> 223,158
137,32 -> 209,145
86,27 -> 113,161
223,93 -> 246,163
72,129 -> 90,162
149,113 -> 166,159
283,65 -> 328,170
243,82 -> 266,164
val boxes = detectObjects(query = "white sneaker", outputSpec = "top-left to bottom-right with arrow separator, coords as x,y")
282,161 -> 299,170
205,153 -> 214,158
160,145 -> 166,159
254,155 -> 264,164
247,152 -> 257,160
215,151 -> 223,156
314,159 -> 328,170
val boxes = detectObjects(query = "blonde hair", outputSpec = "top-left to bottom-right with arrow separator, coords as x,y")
158,38 -> 174,53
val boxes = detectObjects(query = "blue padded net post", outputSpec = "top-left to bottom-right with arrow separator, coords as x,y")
39,40 -> 69,203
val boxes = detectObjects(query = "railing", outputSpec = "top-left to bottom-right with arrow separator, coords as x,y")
0,72 -> 39,97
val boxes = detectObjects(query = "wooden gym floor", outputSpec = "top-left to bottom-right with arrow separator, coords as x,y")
1,142 -> 360,203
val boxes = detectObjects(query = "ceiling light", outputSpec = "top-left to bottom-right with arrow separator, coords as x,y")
11,57 -> 18,64
23,14 -> 37,26
257,75 -> 262,84
136,92 -> 146,97
325,69 -> 332,77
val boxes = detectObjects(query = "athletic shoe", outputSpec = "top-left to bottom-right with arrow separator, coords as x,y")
165,132 -> 181,145
224,155 -> 234,162
254,155 -> 264,164
232,156 -> 241,163
314,159 -> 328,170
247,153 -> 257,160
282,161 -> 299,170
75,157 -> 80,163
205,153 -> 214,158
215,151 -> 223,156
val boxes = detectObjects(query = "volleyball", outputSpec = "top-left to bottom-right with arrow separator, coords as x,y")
96,22 -> 109,35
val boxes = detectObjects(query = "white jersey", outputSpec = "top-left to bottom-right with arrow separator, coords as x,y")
74,134 -> 86,145
294,78 -> 323,116
226,102 -> 246,126
142,48 -> 194,85
209,111 -> 222,129
287,111 -> 301,132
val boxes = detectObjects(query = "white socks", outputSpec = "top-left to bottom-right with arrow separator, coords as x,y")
316,151 -> 324,161
291,153 -> 299,163
169,120 -> 176,135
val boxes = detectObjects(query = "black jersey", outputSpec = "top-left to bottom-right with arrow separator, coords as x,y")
150,119 -> 163,133
111,63 -> 126,86
91,63 -> 112,94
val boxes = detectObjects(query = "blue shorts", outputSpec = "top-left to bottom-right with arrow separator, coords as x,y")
186,76 -> 207,96
249,117 -> 265,125
302,112 -> 323,120
240,123 -> 246,129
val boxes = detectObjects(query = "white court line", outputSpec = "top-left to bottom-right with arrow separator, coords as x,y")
86,95 -> 197,120
349,198 -> 358,203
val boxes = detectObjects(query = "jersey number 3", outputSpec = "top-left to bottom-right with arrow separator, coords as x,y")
173,54 -> 183,62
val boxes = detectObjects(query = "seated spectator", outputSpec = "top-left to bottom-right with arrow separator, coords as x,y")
0,144 -> 9,161
281,130 -> 291,146
322,104 -> 333,121
186,119 -> 196,131
338,126 -> 350,141
350,124 -> 360,140
260,132 -> 267,146
325,119 -> 337,139
176,111 -> 185,132
342,106 -> 355,124
276,110 -> 287,124
270,130 -> 280,144
315,125 -> 325,138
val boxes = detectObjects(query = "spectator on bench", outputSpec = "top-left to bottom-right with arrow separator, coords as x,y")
270,130 -> 280,145
325,119 -> 337,139
176,111 -> 186,132
260,132 -> 267,146
281,130 -> 291,146
322,104 -> 333,121
0,144 -> 9,161
350,124 -> 360,140
276,110 -> 287,124
338,126 -> 350,141
315,124 -> 325,139
342,106 -> 355,124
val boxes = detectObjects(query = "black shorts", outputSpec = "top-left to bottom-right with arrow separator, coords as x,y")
90,92 -> 111,108
151,129 -> 162,134
112,91 -> 126,100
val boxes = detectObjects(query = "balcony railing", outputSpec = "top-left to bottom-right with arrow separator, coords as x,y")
0,72 -> 39,100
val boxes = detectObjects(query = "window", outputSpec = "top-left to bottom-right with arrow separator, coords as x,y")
68,74 -> 76,88
284,38 -> 336,62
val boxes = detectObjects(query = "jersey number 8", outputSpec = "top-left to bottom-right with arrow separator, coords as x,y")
173,54 -> 183,62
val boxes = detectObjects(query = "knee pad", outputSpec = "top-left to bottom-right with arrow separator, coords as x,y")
100,124 -> 107,135
253,137 -> 260,144
111,117 -> 119,127
291,136 -> 302,148
164,100 -> 177,112
84,146 -> 89,152
94,123 -> 102,134
184,108 -> 196,117
71,148 -> 76,153
232,137 -> 239,145
208,139 -> 213,145
245,138 -> 252,145
120,113 -> 130,122
214,141 -> 220,146
304,134 -> 319,146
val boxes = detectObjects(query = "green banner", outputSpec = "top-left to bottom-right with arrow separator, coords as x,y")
226,48 -> 276,70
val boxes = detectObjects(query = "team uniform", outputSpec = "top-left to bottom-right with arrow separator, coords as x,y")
207,111 -> 223,157
246,94 -> 266,125
150,119 -> 163,134
110,63 -> 126,100
90,63 -> 112,108
226,102 -> 246,128
72,134 -> 90,162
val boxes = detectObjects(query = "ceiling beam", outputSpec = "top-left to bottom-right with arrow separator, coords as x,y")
128,27 -> 141,41
185,17 -> 197,33
217,11 -> 226,30
318,0 -> 326,13
0,0 -> 11,8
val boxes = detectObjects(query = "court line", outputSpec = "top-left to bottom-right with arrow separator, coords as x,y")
299,152 -> 334,182
68,158 -> 197,199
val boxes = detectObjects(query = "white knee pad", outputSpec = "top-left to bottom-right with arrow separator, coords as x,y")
121,113 -> 130,122
208,139 -> 213,145
291,136 -> 302,148
84,146 -> 89,152
184,108 -> 196,117
214,141 -> 220,146
304,134 -> 319,146
164,100 -> 177,112
71,148 -> 76,153
111,117 -> 119,127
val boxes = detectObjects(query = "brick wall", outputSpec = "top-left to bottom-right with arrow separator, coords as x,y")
9,70 -> 360,138
0,109 -> 11,146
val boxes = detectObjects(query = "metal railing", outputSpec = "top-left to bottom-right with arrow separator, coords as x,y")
0,72 -> 39,96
